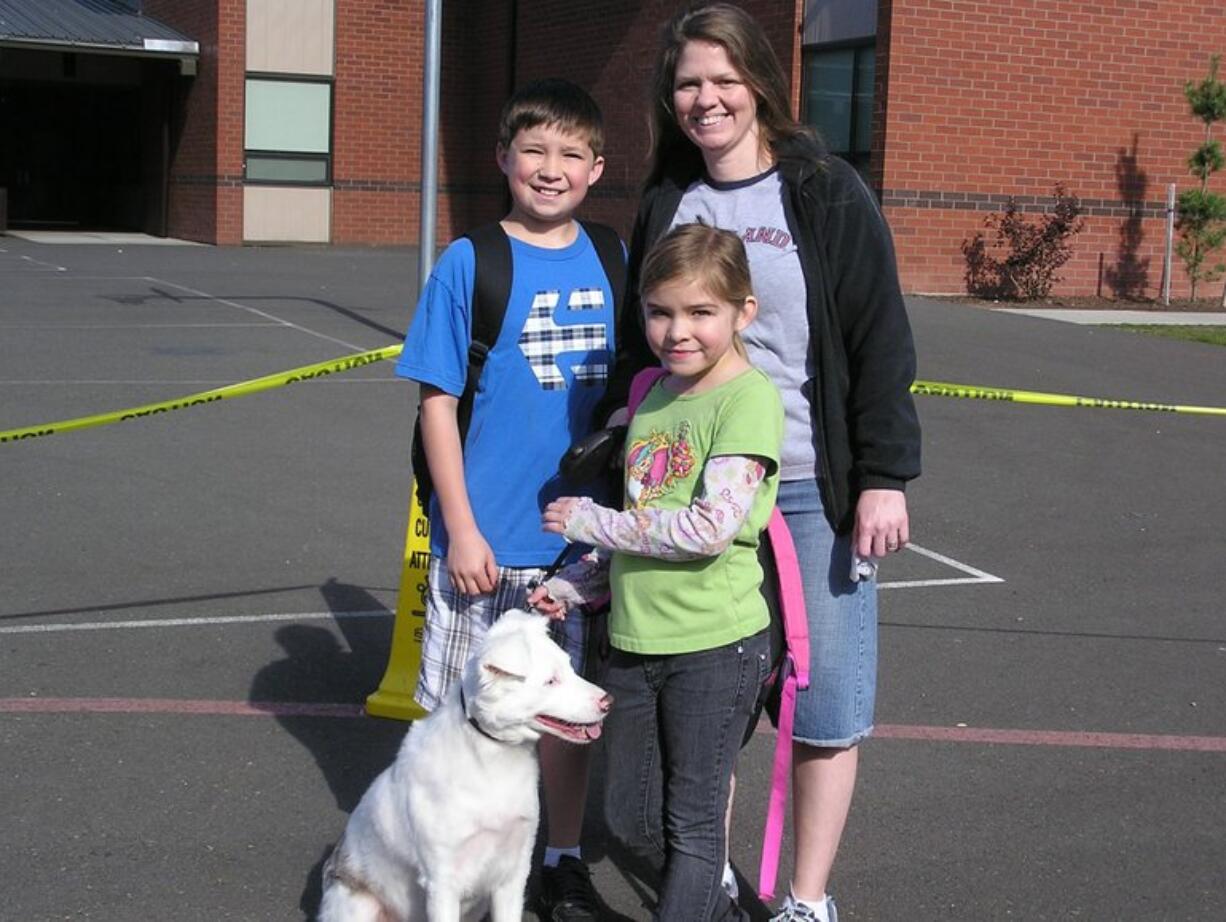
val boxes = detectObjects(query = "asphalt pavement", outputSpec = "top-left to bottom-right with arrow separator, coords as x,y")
1,235 -> 1223,921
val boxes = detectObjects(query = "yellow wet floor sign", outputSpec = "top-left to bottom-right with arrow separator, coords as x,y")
365,481 -> 431,721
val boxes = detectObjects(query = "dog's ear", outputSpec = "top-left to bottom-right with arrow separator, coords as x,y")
479,629 -> 535,683
476,610 -> 545,683
482,662 -> 527,682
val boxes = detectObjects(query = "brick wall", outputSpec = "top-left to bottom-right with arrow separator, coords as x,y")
330,0 -> 517,245
876,0 -> 1226,299
216,0 -> 245,244
146,0 -> 245,244
331,0 -> 421,244
144,1 -> 803,249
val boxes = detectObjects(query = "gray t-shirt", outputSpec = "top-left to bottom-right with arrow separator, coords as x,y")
672,168 -> 816,481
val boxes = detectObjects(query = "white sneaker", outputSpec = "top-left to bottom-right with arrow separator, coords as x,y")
768,893 -> 838,922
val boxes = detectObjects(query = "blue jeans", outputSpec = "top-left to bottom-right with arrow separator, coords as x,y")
776,478 -> 877,747
603,630 -> 771,921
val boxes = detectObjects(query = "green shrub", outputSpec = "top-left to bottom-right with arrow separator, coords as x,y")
1176,55 -> 1226,302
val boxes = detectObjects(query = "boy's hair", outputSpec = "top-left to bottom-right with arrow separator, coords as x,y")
639,223 -> 754,356
497,77 -> 605,157
646,2 -> 813,185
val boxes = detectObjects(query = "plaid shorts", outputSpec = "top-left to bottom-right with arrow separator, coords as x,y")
414,554 -> 604,712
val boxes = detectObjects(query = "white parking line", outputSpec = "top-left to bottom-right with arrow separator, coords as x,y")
879,542 -> 1004,590
9,255 -> 68,272
7,275 -> 162,281
0,610 -> 390,635
1,545 -> 1004,636
148,277 -> 368,351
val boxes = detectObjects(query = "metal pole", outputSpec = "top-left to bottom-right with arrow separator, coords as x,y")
418,0 -> 443,295
1162,182 -> 1176,307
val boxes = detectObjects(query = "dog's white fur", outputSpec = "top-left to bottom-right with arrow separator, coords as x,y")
318,609 -> 611,922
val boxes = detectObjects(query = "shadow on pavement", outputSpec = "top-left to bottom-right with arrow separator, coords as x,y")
248,576 -> 405,920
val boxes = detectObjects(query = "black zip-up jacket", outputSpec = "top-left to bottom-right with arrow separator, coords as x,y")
598,135 -> 921,534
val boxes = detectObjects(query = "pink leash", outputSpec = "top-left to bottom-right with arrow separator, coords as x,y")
624,368 -> 810,902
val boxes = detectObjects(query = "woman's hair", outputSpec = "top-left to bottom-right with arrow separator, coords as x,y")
645,2 -> 811,185
639,223 -> 754,356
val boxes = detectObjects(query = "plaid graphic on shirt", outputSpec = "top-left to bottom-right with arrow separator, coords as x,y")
517,288 -> 609,390
414,555 -> 604,712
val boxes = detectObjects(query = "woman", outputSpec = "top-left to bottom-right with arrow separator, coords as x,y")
599,5 -> 922,921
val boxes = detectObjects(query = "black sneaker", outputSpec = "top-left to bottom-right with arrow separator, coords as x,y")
538,855 -> 601,921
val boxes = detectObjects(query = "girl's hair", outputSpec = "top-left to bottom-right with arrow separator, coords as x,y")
646,2 -> 813,185
639,223 -> 754,356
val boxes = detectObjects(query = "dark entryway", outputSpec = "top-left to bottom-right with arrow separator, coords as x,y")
0,51 -> 174,234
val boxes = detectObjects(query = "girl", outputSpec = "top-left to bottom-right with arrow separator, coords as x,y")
595,6 -> 924,921
529,223 -> 783,922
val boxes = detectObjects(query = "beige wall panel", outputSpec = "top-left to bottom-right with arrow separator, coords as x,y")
247,0 -> 334,75
244,186 -> 332,242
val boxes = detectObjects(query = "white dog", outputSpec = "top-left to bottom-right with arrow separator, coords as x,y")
318,609 -> 611,922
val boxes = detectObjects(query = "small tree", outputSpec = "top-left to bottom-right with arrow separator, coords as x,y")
1175,55 -> 1226,305
962,185 -> 1085,301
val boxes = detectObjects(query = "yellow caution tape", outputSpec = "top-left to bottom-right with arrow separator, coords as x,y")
5,345 -> 1225,447
910,379 -> 1226,417
0,344 -> 404,444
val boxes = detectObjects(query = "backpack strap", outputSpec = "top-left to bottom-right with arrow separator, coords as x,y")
758,508 -> 810,901
627,367 -> 666,415
765,511 -> 810,690
579,219 -> 626,324
459,222 -> 514,436
409,222 -> 512,509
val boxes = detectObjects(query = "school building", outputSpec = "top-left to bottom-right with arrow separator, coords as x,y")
2,0 -> 1224,298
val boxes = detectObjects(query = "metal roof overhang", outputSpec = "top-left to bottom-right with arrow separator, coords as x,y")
0,1 -> 198,61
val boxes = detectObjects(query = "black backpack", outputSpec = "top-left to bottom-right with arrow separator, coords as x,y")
410,221 -> 627,509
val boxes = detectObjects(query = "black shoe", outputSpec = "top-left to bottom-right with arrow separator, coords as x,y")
538,855 -> 601,921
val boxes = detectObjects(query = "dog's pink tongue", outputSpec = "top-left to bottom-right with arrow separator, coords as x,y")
585,723 -> 603,741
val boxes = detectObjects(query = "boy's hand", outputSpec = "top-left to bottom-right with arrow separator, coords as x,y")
852,489 -> 909,559
542,497 -> 580,536
526,585 -> 567,620
447,527 -> 498,595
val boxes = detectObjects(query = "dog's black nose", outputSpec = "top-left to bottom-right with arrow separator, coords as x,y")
598,693 -> 613,713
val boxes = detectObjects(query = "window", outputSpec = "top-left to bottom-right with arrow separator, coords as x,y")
802,43 -> 874,176
244,76 -> 332,185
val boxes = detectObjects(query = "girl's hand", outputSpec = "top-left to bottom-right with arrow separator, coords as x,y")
852,489 -> 910,559
526,584 -> 568,620
446,527 -> 498,595
542,497 -> 580,535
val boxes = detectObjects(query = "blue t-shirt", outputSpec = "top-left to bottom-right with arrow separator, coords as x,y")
396,226 -> 619,566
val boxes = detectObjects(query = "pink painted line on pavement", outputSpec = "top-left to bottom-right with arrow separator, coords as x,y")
874,723 -> 1226,752
2,698 -> 1224,752
0,697 -> 365,718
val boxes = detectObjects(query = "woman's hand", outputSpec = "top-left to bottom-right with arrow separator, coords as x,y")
852,489 -> 909,559
542,497 -> 580,536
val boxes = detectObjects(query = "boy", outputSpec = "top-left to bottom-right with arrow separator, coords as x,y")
394,78 -> 620,922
